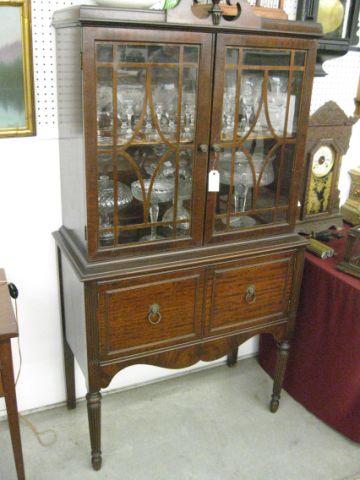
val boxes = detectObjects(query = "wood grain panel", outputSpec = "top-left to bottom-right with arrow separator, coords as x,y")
205,253 -> 294,334
99,322 -> 287,388
97,269 -> 204,357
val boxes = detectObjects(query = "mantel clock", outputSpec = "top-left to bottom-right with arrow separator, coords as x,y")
297,101 -> 357,233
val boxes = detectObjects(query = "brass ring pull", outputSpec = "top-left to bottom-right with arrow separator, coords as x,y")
245,285 -> 256,304
148,303 -> 162,325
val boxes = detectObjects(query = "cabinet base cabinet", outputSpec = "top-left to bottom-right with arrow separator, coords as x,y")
56,239 -> 305,470
53,1 -> 318,470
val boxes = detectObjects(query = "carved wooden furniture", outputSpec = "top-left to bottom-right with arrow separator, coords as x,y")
0,269 -> 25,480
342,167 -> 360,225
247,0 -> 288,20
337,225 -> 360,278
296,101 -> 357,234
53,1 -> 321,471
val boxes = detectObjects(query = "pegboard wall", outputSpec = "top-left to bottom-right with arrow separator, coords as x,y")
31,0 -> 359,138
31,0 -> 88,136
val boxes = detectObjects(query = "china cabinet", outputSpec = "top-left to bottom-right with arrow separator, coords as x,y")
53,1 -> 321,471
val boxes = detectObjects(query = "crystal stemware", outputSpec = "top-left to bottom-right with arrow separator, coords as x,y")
143,104 -> 157,141
222,91 -> 235,140
98,175 -> 133,244
268,76 -> 287,135
165,103 -> 177,138
131,178 -> 174,241
219,151 -> 274,228
181,104 -> 194,142
163,169 -> 192,233
239,78 -> 257,134
97,109 -> 113,145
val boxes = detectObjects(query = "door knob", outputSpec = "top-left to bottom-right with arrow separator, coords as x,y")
198,144 -> 209,153
212,144 -> 222,153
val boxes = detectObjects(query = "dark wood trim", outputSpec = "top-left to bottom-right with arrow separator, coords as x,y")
53,227 -> 307,282
0,340 -> 25,480
52,3 -> 322,39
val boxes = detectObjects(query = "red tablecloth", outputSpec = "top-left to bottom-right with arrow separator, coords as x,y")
258,230 -> 360,443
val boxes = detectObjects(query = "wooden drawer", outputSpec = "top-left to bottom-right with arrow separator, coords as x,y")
205,253 -> 295,335
97,269 -> 205,358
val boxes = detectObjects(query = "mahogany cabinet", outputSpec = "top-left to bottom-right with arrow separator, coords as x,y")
53,2 -> 321,471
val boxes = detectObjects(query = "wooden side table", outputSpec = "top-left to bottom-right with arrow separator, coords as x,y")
0,269 -> 25,480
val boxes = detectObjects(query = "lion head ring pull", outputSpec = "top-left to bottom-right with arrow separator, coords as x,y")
148,303 -> 162,325
245,285 -> 256,304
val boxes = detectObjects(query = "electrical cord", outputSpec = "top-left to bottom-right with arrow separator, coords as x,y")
0,281 -> 57,447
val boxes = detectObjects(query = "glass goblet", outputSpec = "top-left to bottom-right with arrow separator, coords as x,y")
131,178 -> 174,242
219,151 -> 274,228
268,76 -> 287,135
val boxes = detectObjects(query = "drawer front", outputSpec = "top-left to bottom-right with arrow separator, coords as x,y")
97,269 -> 204,358
205,253 -> 295,335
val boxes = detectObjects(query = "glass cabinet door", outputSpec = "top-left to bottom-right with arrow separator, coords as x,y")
85,30 -> 212,256
205,35 -> 313,243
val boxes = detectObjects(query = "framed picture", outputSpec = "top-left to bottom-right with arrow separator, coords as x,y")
0,0 -> 35,137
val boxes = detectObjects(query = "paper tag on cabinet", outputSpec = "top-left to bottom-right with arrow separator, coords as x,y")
208,170 -> 220,192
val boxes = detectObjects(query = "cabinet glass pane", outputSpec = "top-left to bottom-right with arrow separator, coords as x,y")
214,47 -> 305,234
95,42 -> 199,248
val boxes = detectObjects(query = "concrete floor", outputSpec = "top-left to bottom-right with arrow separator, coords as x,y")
1,358 -> 359,480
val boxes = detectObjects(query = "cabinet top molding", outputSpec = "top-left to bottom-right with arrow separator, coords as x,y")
52,0 -> 322,38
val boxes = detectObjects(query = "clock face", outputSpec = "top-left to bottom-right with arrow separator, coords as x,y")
306,145 -> 336,216
312,145 -> 335,178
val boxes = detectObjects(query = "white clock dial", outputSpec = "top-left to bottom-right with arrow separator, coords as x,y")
312,145 -> 335,178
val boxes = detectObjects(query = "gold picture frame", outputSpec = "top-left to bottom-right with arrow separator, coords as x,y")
0,0 -> 35,137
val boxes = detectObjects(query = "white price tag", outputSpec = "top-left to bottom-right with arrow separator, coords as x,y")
208,170 -> 220,192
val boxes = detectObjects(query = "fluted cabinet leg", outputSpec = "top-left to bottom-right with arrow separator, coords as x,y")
86,391 -> 102,471
270,340 -> 290,413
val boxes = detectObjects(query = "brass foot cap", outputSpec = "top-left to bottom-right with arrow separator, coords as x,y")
92,454 -> 102,471
270,400 -> 279,413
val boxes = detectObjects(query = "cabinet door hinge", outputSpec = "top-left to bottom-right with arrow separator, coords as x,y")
80,51 -> 83,70
84,225 -> 88,241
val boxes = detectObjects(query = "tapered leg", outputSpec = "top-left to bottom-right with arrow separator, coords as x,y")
57,247 -> 76,410
227,347 -> 239,367
86,391 -> 102,471
270,340 -> 290,413
0,340 -> 25,480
